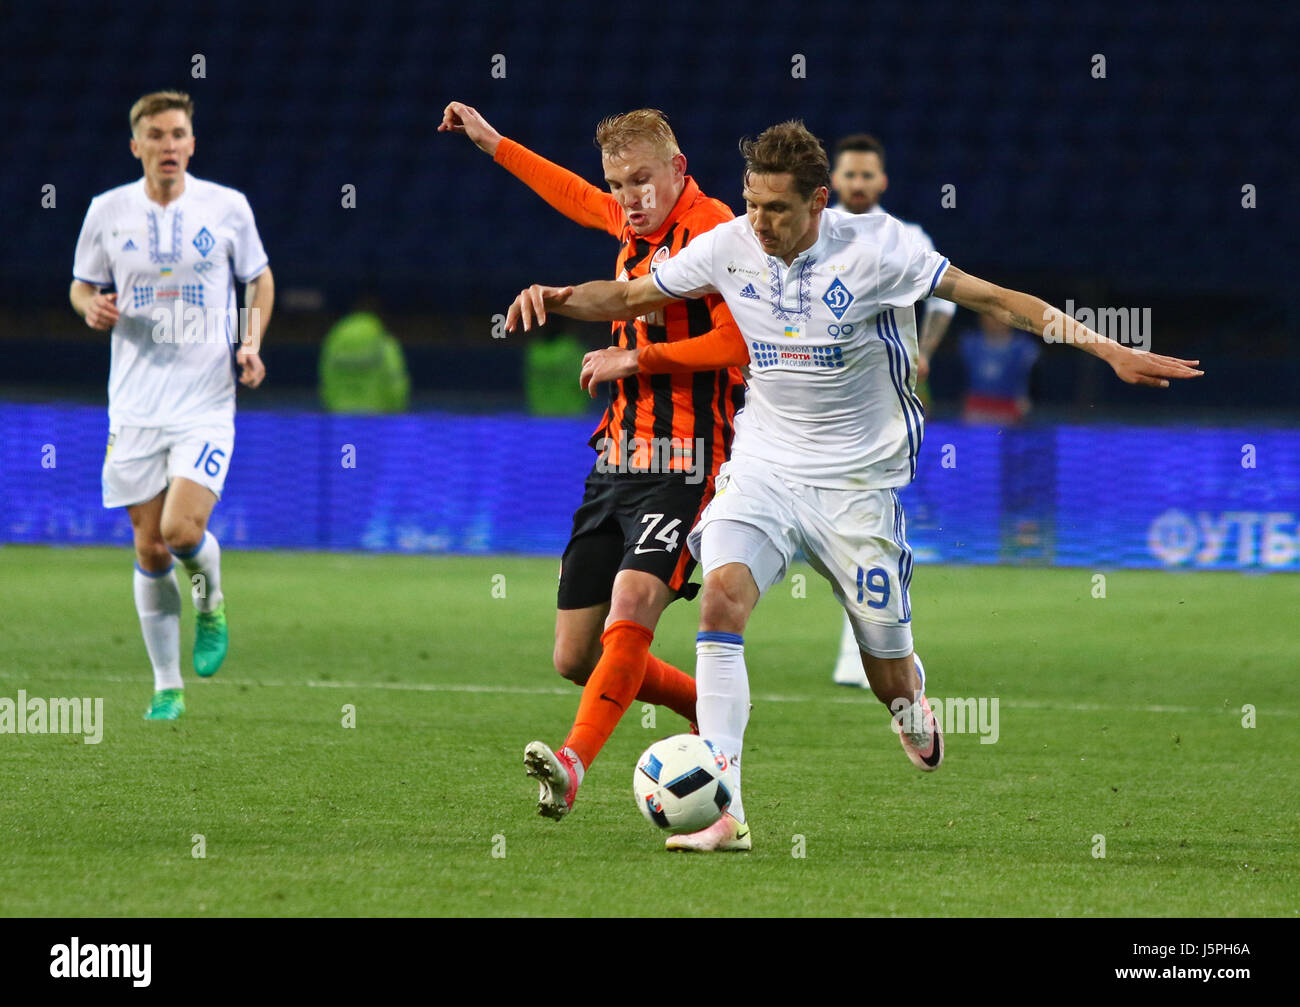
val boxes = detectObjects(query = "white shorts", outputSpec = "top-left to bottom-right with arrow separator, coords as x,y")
687,457 -> 915,658
101,420 -> 235,509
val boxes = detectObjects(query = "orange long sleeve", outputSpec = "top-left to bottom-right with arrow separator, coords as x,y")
494,137 -> 625,237
639,298 -> 750,373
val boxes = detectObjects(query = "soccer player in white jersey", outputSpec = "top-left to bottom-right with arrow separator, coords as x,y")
828,132 -> 956,687
507,120 -> 1201,851
70,91 -> 273,720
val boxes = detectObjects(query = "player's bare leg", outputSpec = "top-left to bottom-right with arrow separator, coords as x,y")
863,650 -> 942,770
667,561 -> 757,852
161,478 -> 228,677
552,604 -> 609,685
128,492 -> 184,718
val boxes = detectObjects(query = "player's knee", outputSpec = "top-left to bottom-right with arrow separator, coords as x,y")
699,574 -> 750,634
607,579 -> 664,628
160,513 -> 204,555
134,539 -> 172,574
552,644 -> 594,685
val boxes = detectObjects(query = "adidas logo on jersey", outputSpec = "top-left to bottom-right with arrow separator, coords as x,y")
122,239 -> 137,251
739,283 -> 759,299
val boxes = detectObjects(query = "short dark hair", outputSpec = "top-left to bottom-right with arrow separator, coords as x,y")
739,120 -> 830,201
833,133 -> 886,170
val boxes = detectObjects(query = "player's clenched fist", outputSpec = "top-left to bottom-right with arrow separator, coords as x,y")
438,101 -> 503,157
235,346 -> 266,388
506,284 -> 574,332
83,292 -> 120,331
580,347 -> 639,397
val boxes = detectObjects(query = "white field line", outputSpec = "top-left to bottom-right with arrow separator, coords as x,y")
0,670 -> 1291,716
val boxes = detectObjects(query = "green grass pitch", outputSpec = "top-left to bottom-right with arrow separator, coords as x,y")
1,545 -> 1296,917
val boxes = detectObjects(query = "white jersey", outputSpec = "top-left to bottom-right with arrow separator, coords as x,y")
73,173 -> 269,429
652,207 -> 949,489
864,204 -> 955,319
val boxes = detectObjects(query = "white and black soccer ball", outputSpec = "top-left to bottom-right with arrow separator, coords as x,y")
633,734 -> 732,834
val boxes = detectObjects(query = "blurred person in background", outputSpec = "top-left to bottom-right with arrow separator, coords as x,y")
69,91 -> 272,720
960,313 -> 1040,425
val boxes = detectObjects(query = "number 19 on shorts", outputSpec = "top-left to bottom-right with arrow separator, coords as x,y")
856,566 -> 891,609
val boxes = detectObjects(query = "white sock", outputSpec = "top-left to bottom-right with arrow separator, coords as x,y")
134,564 -> 182,691
833,611 -> 868,684
696,632 -> 750,824
171,530 -> 223,613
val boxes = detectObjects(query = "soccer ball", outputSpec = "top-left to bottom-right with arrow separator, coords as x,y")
633,734 -> 732,834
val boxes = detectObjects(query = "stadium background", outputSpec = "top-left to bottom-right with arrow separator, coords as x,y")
2,0 -> 1297,571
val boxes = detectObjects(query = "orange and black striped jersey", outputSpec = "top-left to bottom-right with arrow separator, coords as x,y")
495,138 -> 745,480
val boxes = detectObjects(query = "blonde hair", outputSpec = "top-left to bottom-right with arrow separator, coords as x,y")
594,108 -> 680,163
129,91 -> 194,134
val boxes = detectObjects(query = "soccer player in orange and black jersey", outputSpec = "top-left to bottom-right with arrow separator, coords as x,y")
440,102 -> 746,820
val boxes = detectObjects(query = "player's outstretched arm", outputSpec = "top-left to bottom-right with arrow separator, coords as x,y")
506,274 -> 675,332
69,280 -> 119,331
440,101 -> 621,235
933,265 -> 1204,388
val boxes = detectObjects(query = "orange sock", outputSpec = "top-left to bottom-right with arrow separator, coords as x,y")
637,653 -> 697,725
564,620 -> 654,770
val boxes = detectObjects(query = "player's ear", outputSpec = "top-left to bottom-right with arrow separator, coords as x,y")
671,152 -> 686,180
811,186 -> 829,213
129,136 -> 140,160
880,171 -> 889,195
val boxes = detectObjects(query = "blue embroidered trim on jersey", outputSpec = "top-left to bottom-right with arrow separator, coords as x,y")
132,285 -> 155,308
890,489 -> 913,622
768,257 -> 816,322
182,284 -> 204,306
147,210 -> 184,265
876,311 -> 918,481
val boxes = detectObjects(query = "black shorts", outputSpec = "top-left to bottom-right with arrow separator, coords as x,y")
556,465 -> 710,610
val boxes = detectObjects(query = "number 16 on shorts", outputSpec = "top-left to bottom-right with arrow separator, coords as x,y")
194,441 -> 227,478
